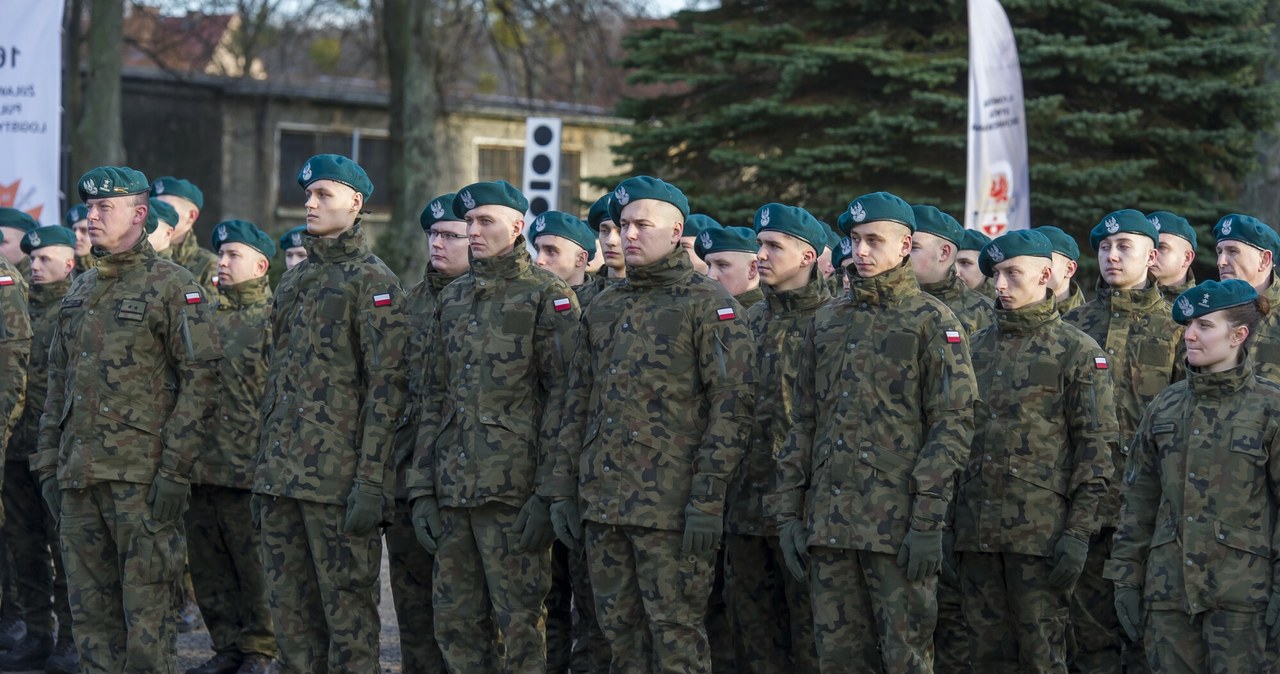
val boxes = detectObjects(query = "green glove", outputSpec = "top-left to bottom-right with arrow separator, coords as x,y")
1267,588 -> 1280,640
941,529 -> 959,587
342,481 -> 383,536
1048,534 -> 1090,589
778,518 -> 809,581
1114,583 -> 1142,642
895,528 -> 943,582
146,472 -> 189,523
40,477 -> 61,522
514,495 -> 553,552
681,504 -> 723,556
550,499 -> 583,551
411,497 -> 444,555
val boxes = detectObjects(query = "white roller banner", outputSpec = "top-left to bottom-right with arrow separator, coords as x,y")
0,2 -> 63,223
965,0 -> 1029,236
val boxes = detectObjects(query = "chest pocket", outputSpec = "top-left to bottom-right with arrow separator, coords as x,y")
317,294 -> 348,322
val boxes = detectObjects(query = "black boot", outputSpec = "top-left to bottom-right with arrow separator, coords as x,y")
43,634 -> 78,674
0,618 -> 24,651
185,652 -> 244,674
0,632 -> 52,671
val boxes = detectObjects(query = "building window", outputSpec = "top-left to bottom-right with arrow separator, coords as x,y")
477,145 -> 582,214
277,128 -> 391,215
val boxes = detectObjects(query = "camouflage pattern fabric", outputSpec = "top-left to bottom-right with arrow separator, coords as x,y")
723,533 -> 818,672
170,232 -> 219,296
0,255 -> 31,494
566,541 -> 609,673
1248,275 -> 1280,385
1144,609 -> 1267,673
572,274 -> 613,310
391,265 -> 454,501
919,267 -> 995,338
706,548 -> 734,673
734,286 -> 764,310
9,277 -> 60,455
1158,273 -> 1194,306
1058,282 -> 1086,315
548,541 -> 573,672
384,499 -> 445,673
934,574 -> 968,674
959,551 -> 1071,674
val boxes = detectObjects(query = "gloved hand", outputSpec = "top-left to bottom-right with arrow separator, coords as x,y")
146,472 -> 189,523
550,499 -> 583,551
40,476 -> 61,522
1048,534 -> 1089,589
896,528 -> 943,582
1114,583 -> 1142,642
1266,588 -> 1280,640
514,495 -> 554,552
941,529 -> 959,586
342,481 -> 383,536
681,504 -> 723,556
411,497 -> 444,555
778,518 -> 809,581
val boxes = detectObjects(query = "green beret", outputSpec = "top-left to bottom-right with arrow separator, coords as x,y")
279,225 -> 308,251
0,208 -> 38,233
1035,225 -> 1080,261
587,194 -> 614,231
754,203 -> 824,253
684,214 -> 721,239
149,199 -> 179,229
841,191 -> 915,234
695,226 -> 758,259
832,236 -> 854,267
1213,214 -> 1279,255
530,211 -> 596,258
64,204 -> 88,228
78,166 -> 149,202
298,154 -> 374,199
454,180 -> 528,216
150,176 -> 205,209
822,223 -> 841,251
980,229 -> 1054,277
419,192 -> 464,231
1172,279 -> 1258,325
607,176 -> 691,223
20,225 -> 76,254
911,205 -> 964,245
1088,209 -> 1158,251
959,228 -> 991,252
1146,211 -> 1197,250
212,219 -> 276,258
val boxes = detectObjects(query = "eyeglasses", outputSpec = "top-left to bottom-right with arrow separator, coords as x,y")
428,231 -> 468,241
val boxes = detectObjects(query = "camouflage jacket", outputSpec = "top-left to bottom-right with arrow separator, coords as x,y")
726,269 -> 830,537
197,277 -> 272,489
255,224 -> 407,505
0,258 -> 31,455
74,254 -> 94,277
1063,278 -> 1183,527
10,278 -> 68,456
1159,272 -> 1195,306
768,259 -> 976,553
549,245 -> 755,532
32,234 -> 222,488
735,286 -> 764,311
1058,281 -> 1086,314
171,233 -> 220,294
1105,356 -> 1280,615
955,294 -> 1118,557
572,275 -> 613,309
390,266 -> 456,500
920,267 -> 995,337
406,240 -> 580,508
1247,275 -> 1280,385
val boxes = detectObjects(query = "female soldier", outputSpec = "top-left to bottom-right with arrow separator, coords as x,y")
1106,279 -> 1280,673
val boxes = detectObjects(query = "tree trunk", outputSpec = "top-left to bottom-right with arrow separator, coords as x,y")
73,0 -> 125,173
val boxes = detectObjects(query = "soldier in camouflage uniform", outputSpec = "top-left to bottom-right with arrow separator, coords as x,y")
407,181 -> 578,673
697,225 -> 764,309
590,194 -> 625,282
549,176 -> 755,673
911,205 -> 995,338
680,210 -> 716,275
770,191 -> 976,674
723,203 -> 826,673
1146,211 -> 1197,303
65,205 -> 94,275
956,228 -> 994,298
1212,214 -> 1280,385
1038,225 -> 1086,313
33,166 -> 223,674
279,226 -> 309,271
0,227 -> 73,673
1106,279 -> 1280,673
1061,210 -> 1183,674
954,229 -> 1117,674
532,210 -> 608,307
185,221 -> 278,674
0,222 -> 31,653
254,155 -> 407,674
145,198 -> 179,257
151,177 -> 219,293
385,194 -> 467,674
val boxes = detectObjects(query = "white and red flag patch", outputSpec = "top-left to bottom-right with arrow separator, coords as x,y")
373,292 -> 392,308
553,297 -> 572,312
1094,357 -> 1109,370
945,330 -> 962,344
184,291 -> 203,305
717,307 -> 736,321
0,275 -> 12,286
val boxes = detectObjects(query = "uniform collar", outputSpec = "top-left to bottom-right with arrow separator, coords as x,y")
92,231 -> 155,279
848,258 -> 919,306
1260,273 -> 1280,306
217,276 -> 271,308
1094,274 -> 1164,313
1187,352 -> 1254,398
625,245 -> 694,289
763,267 -> 830,314
1160,272 -> 1195,300
735,285 -> 764,308
171,232 -> 199,264
425,264 -> 459,292
995,290 -> 1058,335
919,267 -> 966,303
308,224 -> 370,263
469,235 -> 532,281
29,278 -> 71,306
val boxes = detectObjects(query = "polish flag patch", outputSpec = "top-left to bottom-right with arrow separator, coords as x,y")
0,275 -> 12,286
717,307 -> 736,321
184,291 -> 203,305
373,292 -> 392,308
945,330 -> 962,344
553,297 -> 572,312
1094,357 -> 1109,370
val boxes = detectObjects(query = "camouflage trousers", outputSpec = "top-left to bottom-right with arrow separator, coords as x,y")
434,502 -> 549,674
808,546 -> 937,674
2,458 -> 70,638
706,547 -> 734,673
1067,528 -> 1145,674
935,566 -> 969,674
550,540 -> 573,672
384,498 -> 445,674
959,551 -> 1069,674
722,533 -> 818,673
185,485 -> 275,659
1144,609 -> 1266,673
258,495 -> 381,674
548,539 -> 610,674
585,522 -> 716,674
59,481 -> 184,674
